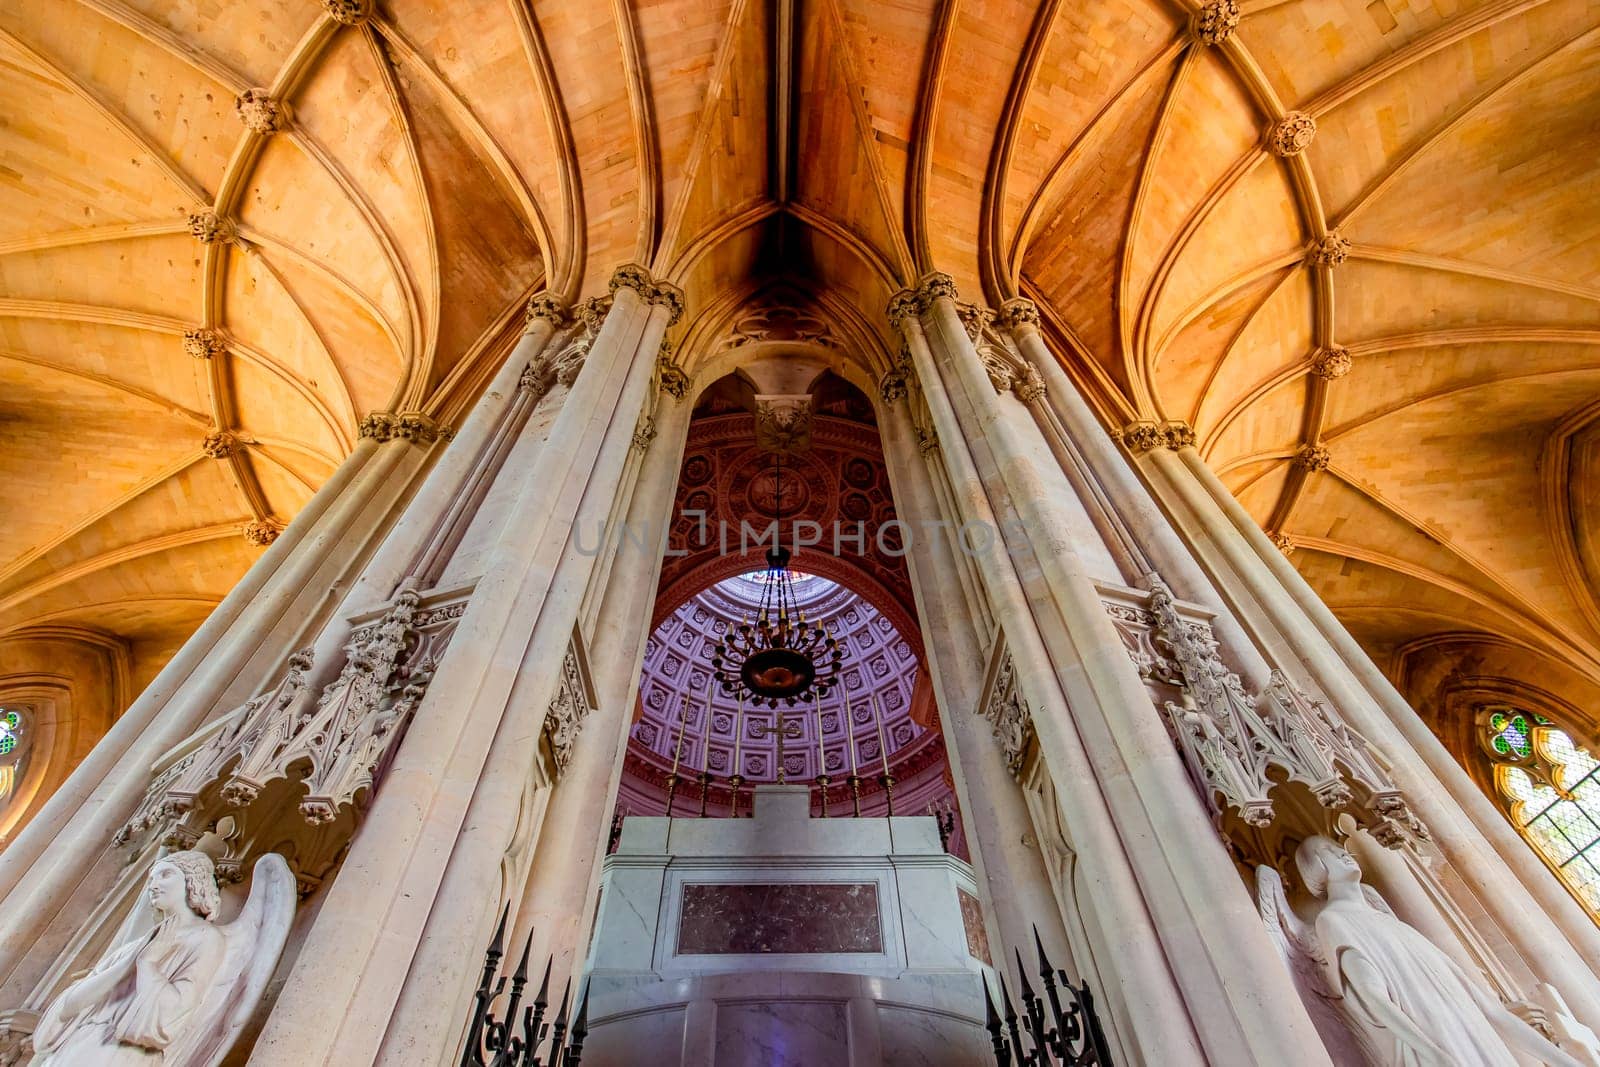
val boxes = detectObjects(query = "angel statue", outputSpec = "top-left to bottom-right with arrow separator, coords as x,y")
30,850 -> 295,1066
1258,834 -> 1586,1066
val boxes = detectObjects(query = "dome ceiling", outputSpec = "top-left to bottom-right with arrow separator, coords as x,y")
0,0 -> 1595,737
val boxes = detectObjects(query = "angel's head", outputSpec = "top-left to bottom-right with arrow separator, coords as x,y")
148,850 -> 221,921
1294,835 -> 1363,898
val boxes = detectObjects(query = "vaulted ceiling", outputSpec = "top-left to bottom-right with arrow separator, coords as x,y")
0,0 -> 1596,748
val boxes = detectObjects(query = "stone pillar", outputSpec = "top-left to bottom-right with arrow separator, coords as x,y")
891,273 -> 1332,1066
252,265 -> 683,1066
1140,443 -> 1600,1028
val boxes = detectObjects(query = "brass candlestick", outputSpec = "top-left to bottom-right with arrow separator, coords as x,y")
847,774 -> 863,818
878,772 -> 897,817
698,771 -> 711,817
665,772 -> 680,815
815,773 -> 831,818
728,774 -> 746,819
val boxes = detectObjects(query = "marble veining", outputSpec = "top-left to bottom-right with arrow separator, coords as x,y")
677,882 -> 883,954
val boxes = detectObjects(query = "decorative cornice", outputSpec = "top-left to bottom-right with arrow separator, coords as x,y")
186,211 -> 235,244
1294,444 -> 1331,472
321,0 -> 372,25
525,293 -> 569,329
1310,345 -> 1352,380
183,328 -> 225,360
1309,231 -> 1351,268
243,519 -> 283,546
1192,0 -> 1240,45
1268,112 -> 1316,157
203,430 -> 239,458
359,411 -> 448,445
608,263 -> 684,325
235,89 -> 283,134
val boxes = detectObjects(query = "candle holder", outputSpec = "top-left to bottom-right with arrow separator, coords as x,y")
697,771 -> 711,818
814,773 -> 831,818
846,774 -> 863,818
728,774 -> 746,819
664,771 -> 680,816
877,773 -> 896,817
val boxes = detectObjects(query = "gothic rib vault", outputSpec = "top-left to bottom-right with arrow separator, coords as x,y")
0,0 -> 1596,831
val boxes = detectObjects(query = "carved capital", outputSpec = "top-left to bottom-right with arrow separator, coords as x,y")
879,349 -> 913,404
1192,0 -> 1240,44
1310,345 -> 1352,380
997,297 -> 1040,331
359,411 -> 446,444
525,292 -> 569,328
608,264 -> 684,325
321,0 -> 372,24
187,211 -> 235,244
885,289 -> 922,329
235,89 -> 283,134
916,271 -> 959,307
1310,231 -> 1351,268
244,519 -> 284,546
183,327 -> 225,360
203,430 -> 240,458
1012,363 -> 1046,404
1269,112 -> 1316,156
1294,443 -> 1331,472
1119,421 -> 1164,454
657,341 -> 690,399
1161,420 -> 1196,449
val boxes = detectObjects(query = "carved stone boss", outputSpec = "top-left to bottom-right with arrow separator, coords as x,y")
1114,579 -> 1424,845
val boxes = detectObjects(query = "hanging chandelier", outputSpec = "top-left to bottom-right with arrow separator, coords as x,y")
711,456 -> 843,707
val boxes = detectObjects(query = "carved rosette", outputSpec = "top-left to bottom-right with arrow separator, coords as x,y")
1310,346 -> 1352,380
1269,112 -> 1316,156
608,263 -> 684,325
1294,443 -> 1331,472
980,649 -> 1035,781
321,0 -> 372,24
1310,231 -> 1351,268
722,304 -> 838,349
183,328 -> 225,360
1127,577 -> 1424,847
203,430 -> 239,458
1192,0 -> 1241,44
243,519 -> 283,546
543,646 -> 594,778
359,411 -> 446,444
186,211 -> 236,244
235,89 -> 283,134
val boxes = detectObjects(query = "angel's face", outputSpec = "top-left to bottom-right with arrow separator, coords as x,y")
146,862 -> 187,915
1314,841 -> 1363,886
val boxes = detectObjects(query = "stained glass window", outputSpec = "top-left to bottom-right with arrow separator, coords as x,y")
1483,708 -> 1600,919
0,708 -> 22,758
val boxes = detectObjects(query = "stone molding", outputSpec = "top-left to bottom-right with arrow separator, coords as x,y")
608,263 -> 684,325
1192,0 -> 1240,44
183,328 -> 225,360
186,211 -> 235,244
235,89 -> 283,134
359,410 -> 448,444
1294,443 -> 1331,472
1310,346 -> 1352,380
722,304 -> 837,350
1269,111 -> 1316,156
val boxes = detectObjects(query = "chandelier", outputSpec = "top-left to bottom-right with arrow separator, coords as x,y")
711,457 -> 843,707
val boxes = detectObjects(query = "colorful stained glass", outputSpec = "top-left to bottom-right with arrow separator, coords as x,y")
0,709 -> 19,757
1490,713 -> 1600,916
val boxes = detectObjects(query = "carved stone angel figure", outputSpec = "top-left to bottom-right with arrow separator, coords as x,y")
30,850 -> 295,1067
1258,835 -> 1585,1066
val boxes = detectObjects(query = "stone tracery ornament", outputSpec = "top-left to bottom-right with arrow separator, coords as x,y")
32,851 -> 295,1067
186,212 -> 235,245
234,89 -> 282,134
723,305 -> 838,350
1141,578 -> 1423,841
980,649 -> 1035,781
1311,231 -> 1352,268
1193,0 -> 1241,45
1311,346 -> 1353,380
242,520 -> 282,547
183,329 -> 224,360
1259,837 -> 1589,1067
202,431 -> 239,459
1296,444 -> 1332,472
1269,112 -> 1317,157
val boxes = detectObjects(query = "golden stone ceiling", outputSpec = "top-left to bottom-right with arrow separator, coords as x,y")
0,0 -> 1596,728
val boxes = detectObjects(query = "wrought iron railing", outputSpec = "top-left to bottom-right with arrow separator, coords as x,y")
460,907 -> 589,1067
983,929 -> 1113,1066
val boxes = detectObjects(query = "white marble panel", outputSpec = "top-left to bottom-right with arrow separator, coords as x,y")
877,1004 -> 994,1067
714,1000 -> 848,1066
582,1004 -> 686,1067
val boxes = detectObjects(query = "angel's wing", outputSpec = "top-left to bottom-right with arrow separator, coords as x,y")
166,852 -> 297,1067
1256,867 -> 1320,967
